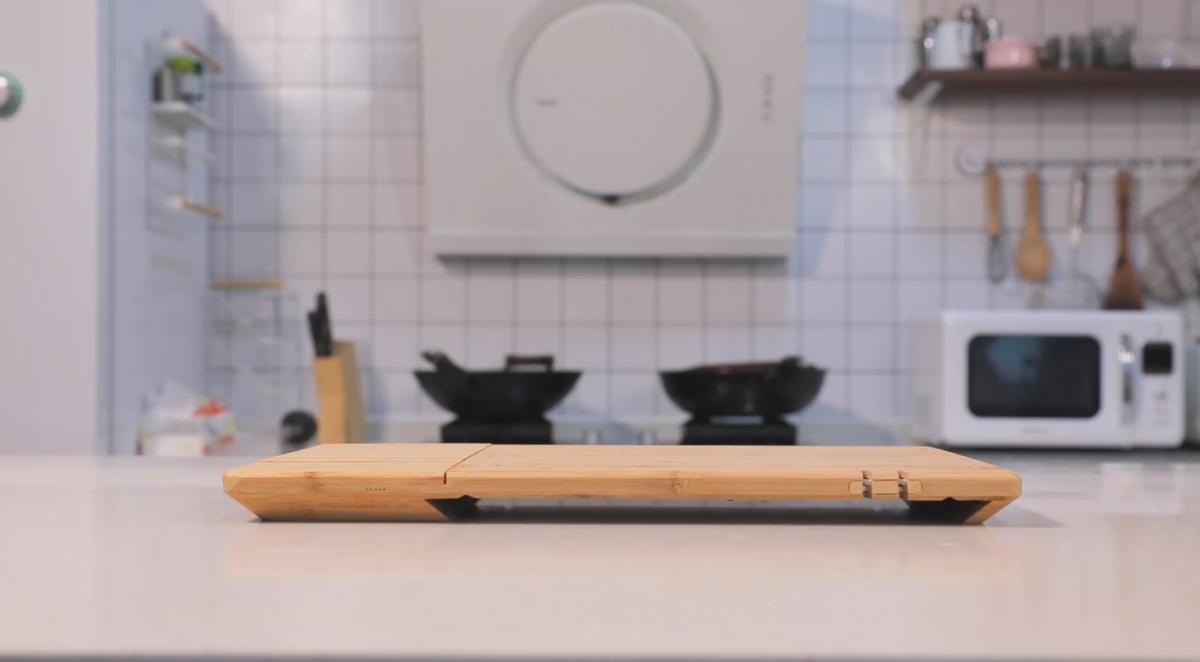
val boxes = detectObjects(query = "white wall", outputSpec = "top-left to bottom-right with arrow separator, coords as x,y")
204,0 -> 1200,443
0,0 -> 106,454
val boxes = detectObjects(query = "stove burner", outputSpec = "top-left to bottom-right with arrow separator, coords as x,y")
441,419 -> 554,444
680,418 -> 797,445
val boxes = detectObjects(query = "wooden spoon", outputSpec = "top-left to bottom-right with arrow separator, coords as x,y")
1013,170 -> 1051,282
1103,169 -> 1144,310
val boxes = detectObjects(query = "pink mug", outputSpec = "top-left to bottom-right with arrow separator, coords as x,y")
985,37 -> 1038,69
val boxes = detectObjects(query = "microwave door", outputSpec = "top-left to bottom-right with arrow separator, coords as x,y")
960,332 -> 1123,445
967,334 -> 1102,419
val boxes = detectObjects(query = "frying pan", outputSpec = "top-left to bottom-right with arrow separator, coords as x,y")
415,351 -> 580,423
660,356 -> 825,422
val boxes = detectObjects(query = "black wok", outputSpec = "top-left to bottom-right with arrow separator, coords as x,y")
660,356 -> 825,422
415,351 -> 580,423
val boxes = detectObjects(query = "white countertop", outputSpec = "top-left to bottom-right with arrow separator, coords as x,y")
4,450 -> 1200,661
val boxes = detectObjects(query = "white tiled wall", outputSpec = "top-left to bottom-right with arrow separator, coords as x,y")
204,0 -> 1200,440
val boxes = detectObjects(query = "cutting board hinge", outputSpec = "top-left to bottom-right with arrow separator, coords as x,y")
861,470 -> 920,500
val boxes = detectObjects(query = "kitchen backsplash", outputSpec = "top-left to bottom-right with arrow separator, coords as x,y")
204,0 -> 1200,441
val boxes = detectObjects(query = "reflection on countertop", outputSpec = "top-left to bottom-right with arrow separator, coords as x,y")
2,449 -> 1199,661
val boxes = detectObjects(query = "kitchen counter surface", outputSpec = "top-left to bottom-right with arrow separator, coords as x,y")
4,449 -> 1200,661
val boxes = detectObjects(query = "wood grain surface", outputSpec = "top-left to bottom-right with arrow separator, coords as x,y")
224,444 -> 1021,524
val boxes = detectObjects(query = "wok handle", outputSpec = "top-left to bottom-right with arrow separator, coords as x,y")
767,356 -> 802,378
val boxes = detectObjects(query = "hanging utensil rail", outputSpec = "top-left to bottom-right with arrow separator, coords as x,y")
955,146 -> 1200,177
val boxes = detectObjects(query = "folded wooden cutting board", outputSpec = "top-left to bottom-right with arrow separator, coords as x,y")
223,444 -> 1021,524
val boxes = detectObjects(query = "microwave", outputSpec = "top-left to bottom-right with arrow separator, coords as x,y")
911,310 -> 1184,448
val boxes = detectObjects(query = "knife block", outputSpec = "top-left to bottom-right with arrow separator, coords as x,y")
312,341 -> 366,444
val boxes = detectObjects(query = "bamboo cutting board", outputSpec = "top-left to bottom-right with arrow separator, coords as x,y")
224,444 -> 1021,524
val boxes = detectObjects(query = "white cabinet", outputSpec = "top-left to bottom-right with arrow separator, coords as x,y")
0,0 -> 214,454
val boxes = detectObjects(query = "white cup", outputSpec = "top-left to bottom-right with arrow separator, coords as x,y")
930,20 -> 975,69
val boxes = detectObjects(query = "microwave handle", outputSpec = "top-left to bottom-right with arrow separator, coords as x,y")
1118,334 -> 1136,423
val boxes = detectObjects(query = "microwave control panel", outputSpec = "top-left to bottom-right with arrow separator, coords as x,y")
1140,341 -> 1178,432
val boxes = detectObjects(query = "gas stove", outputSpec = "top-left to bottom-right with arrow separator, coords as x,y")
679,417 -> 798,446
440,418 -> 554,444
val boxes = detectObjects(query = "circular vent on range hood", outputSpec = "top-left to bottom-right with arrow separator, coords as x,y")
510,2 -> 719,205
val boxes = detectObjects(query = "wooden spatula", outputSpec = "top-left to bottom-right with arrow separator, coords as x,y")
1014,170 -> 1051,282
1103,169 -> 1144,310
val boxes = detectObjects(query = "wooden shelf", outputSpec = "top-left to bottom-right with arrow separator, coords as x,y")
210,279 -> 285,291
151,101 -> 217,132
898,68 -> 1200,103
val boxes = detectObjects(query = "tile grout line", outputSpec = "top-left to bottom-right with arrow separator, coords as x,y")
319,0 -> 329,293
842,0 -> 853,412
271,0 -> 284,416
367,0 -> 379,418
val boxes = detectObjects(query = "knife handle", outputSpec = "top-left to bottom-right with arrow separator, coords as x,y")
985,166 -> 1002,238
